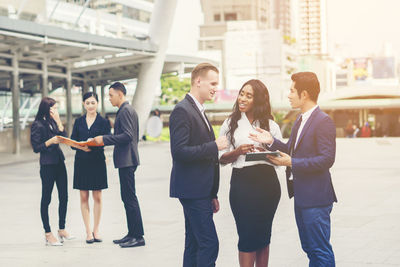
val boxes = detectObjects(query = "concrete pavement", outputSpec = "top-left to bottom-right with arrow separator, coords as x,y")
0,138 -> 400,266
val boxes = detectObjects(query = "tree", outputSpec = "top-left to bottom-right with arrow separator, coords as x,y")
160,75 -> 191,105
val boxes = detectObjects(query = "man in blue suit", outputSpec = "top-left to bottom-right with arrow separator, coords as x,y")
169,63 -> 228,267
250,72 -> 337,266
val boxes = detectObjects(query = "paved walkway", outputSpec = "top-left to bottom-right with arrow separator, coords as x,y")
0,138 -> 399,266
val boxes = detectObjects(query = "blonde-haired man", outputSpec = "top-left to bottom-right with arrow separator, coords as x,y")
169,63 -> 228,266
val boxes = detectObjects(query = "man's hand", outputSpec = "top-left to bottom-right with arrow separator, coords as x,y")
267,151 -> 292,167
215,136 -> 228,151
93,136 -> 103,145
211,198 -> 220,213
248,127 -> 273,145
236,144 -> 255,155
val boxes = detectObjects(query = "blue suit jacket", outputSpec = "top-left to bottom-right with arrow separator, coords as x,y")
270,107 -> 337,208
169,94 -> 220,199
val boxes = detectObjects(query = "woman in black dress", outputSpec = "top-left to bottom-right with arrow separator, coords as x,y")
219,80 -> 282,266
31,97 -> 74,246
71,92 -> 111,243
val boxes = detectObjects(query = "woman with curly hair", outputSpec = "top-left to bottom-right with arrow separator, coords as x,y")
219,79 -> 282,266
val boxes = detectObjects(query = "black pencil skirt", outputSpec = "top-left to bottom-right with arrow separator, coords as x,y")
229,164 -> 281,252
73,156 -> 108,191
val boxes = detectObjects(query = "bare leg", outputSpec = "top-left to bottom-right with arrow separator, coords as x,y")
92,190 -> 102,238
80,190 -> 92,240
255,245 -> 270,267
239,251 -> 256,267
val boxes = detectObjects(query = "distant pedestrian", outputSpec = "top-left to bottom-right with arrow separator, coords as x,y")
360,122 -> 371,137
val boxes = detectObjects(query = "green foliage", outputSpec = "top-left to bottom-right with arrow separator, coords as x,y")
160,76 -> 191,105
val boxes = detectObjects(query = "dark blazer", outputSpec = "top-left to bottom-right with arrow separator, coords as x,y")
103,101 -> 140,169
269,107 -> 337,208
31,119 -> 67,165
169,94 -> 220,199
70,114 -> 111,160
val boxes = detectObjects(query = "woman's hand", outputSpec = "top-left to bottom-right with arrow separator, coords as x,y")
79,145 -> 91,152
50,107 -> 60,123
236,144 -> 255,155
45,136 -> 60,147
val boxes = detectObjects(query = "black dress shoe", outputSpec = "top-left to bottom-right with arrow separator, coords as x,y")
119,237 -> 145,248
86,238 -> 95,244
113,235 -> 131,244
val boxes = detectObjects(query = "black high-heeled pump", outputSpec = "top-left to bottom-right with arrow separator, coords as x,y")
93,232 -> 102,243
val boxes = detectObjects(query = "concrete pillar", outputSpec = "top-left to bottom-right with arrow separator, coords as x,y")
100,83 -> 106,117
41,59 -> 48,97
82,79 -> 89,95
11,54 -> 20,154
66,67 -> 73,136
132,0 -> 178,136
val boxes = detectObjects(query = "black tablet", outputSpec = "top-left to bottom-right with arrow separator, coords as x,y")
245,151 -> 280,162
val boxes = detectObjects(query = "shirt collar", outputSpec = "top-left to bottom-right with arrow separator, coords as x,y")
188,93 -> 205,113
301,105 -> 318,121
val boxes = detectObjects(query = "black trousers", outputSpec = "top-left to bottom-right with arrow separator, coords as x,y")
118,166 -> 144,238
39,162 -> 68,233
179,198 -> 219,267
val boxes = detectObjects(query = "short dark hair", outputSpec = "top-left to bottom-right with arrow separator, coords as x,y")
83,91 -> 98,102
191,63 -> 219,85
109,82 -> 127,95
291,72 -> 320,102
35,97 -> 56,121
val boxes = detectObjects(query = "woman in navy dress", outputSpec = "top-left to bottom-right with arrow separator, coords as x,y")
71,92 -> 111,243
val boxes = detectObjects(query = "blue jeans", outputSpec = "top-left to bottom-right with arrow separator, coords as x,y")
295,204 -> 335,267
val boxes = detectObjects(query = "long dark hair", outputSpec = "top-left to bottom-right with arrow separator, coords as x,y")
227,79 -> 274,147
35,97 -> 56,121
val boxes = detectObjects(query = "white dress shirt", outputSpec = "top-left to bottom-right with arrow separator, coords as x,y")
294,105 -> 318,150
188,93 -> 210,131
219,112 -> 283,168
288,104 -> 318,180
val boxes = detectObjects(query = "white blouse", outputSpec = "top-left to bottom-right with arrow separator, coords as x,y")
219,112 -> 283,168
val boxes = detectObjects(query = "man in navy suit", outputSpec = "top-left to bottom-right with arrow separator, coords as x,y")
169,63 -> 228,267
94,82 -> 144,248
250,72 -> 337,266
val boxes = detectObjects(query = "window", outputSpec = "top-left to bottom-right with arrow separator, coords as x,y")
224,13 -> 237,21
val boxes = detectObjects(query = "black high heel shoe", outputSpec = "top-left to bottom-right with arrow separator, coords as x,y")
93,232 -> 102,243
86,233 -> 94,244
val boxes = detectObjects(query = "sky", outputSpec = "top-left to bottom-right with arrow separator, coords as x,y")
167,0 -> 400,58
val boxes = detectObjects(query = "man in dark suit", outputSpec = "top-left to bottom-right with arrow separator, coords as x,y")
169,63 -> 228,267
94,82 -> 144,248
250,72 -> 337,266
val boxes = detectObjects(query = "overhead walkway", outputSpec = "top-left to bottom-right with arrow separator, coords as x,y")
0,1 -> 217,153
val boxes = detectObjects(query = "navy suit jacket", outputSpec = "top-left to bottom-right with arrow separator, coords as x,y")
269,107 -> 337,208
103,101 -> 140,169
169,94 -> 220,199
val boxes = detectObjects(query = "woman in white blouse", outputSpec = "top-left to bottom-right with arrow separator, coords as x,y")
219,79 -> 282,267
